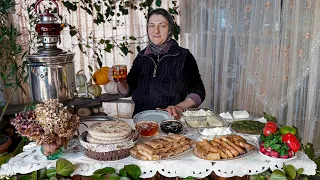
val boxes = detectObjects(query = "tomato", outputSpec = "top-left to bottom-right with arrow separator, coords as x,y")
265,121 -> 277,129
282,133 -> 301,152
279,126 -> 297,135
263,126 -> 277,136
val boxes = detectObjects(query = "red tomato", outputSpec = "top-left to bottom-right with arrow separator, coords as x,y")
265,121 -> 277,129
263,126 -> 277,136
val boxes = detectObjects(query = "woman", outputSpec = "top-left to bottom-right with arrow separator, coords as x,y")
110,8 -> 205,118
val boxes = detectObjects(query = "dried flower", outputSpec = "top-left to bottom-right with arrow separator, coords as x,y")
11,99 -> 80,156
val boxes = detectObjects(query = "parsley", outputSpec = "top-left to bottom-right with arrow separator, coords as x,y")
261,131 -> 289,156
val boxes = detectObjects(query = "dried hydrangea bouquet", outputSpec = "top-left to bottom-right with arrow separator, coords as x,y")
11,99 -> 80,159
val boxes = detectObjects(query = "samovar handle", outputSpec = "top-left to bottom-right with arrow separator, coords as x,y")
35,0 -> 59,15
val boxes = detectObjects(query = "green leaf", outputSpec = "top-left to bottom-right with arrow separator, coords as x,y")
120,46 -> 129,56
119,177 -> 130,180
94,3 -> 101,12
108,173 -> 120,180
93,167 -> 115,175
184,176 -> 195,180
156,0 -> 161,7
70,29 -> 77,36
283,164 -> 296,179
49,177 -> 58,180
124,164 -> 141,180
129,36 -> 137,40
136,46 -> 141,52
88,174 -> 102,179
61,1 -> 77,11
88,65 -> 93,73
37,168 -> 47,180
46,168 -> 56,178
173,23 -> 180,40
269,170 -> 287,180
31,170 -> 37,180
314,156 -> 320,170
303,143 -> 314,160
19,175 -> 31,180
119,168 -> 127,177
56,158 -> 75,177
296,168 -> 304,175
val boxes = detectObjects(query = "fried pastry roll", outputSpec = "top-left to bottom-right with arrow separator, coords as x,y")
221,136 -> 245,154
137,144 -> 158,154
144,140 -> 163,149
130,148 -> 148,160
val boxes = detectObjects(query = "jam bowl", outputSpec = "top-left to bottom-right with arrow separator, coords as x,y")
160,120 -> 183,134
135,120 -> 159,137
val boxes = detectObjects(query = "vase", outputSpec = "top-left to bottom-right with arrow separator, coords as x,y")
40,146 -> 64,160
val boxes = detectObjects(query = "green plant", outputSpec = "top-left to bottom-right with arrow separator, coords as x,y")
2,158 -> 142,180
0,0 -> 28,121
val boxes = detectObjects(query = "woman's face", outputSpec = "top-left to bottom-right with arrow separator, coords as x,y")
147,14 -> 169,45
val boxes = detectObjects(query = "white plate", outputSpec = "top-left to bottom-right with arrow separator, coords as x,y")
133,110 -> 171,123
131,144 -> 195,161
259,151 -> 297,162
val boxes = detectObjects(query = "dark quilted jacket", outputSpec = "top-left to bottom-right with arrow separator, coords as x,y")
126,40 -> 205,116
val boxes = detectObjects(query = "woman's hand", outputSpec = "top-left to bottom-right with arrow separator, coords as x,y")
158,106 -> 183,119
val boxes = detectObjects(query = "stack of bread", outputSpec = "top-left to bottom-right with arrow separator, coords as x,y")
130,134 -> 194,160
81,120 -> 137,161
194,134 -> 256,160
87,121 -> 133,144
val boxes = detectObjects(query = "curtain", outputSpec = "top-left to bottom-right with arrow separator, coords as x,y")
180,0 -> 320,152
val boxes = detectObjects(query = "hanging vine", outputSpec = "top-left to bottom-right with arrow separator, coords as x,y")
59,0 -> 180,71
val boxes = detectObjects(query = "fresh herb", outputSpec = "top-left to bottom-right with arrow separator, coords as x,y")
231,120 -> 265,134
263,112 -> 277,122
260,131 -> 289,156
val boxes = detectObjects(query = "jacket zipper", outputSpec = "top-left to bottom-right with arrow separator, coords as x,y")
149,53 -> 179,77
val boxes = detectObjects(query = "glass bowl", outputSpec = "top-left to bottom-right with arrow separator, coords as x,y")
160,120 -> 183,134
182,108 -> 225,128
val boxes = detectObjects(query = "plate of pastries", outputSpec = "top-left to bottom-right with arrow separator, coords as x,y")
130,134 -> 195,160
194,134 -> 257,161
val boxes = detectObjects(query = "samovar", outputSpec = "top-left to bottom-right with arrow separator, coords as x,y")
27,0 -> 75,102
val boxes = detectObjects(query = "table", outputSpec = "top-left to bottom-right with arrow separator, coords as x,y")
0,119 -> 317,179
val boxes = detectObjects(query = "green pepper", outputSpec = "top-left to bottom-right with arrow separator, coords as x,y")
279,126 -> 297,135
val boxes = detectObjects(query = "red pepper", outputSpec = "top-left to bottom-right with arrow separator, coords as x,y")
282,133 -> 301,152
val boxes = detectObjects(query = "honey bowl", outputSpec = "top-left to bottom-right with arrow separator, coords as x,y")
135,120 -> 159,137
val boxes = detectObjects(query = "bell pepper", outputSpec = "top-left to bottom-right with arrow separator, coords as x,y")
282,133 -> 300,152
279,126 -> 297,135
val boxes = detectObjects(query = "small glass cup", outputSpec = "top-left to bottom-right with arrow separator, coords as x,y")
112,65 -> 127,83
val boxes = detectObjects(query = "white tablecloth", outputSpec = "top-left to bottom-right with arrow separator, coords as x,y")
0,119 -> 317,178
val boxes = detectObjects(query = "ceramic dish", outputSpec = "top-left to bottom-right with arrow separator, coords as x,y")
133,110 -> 171,123
229,120 -> 265,136
193,139 -> 257,161
131,144 -> 195,161
258,151 -> 297,162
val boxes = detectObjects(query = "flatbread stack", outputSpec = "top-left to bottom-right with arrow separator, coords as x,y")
87,121 -> 133,144
130,134 -> 194,160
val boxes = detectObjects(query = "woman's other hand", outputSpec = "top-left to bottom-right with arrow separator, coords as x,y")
158,106 -> 183,119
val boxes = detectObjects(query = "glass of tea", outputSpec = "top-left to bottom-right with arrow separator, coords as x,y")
112,65 -> 127,83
